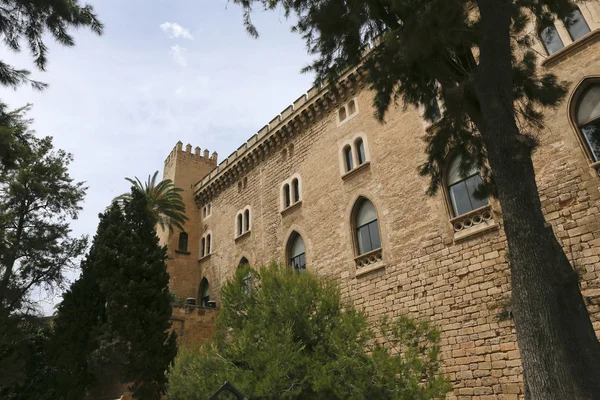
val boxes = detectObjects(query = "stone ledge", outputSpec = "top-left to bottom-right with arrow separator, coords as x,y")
453,221 -> 499,243
542,29 -> 600,68
281,200 -> 303,216
197,253 -> 212,263
342,161 -> 371,180
355,262 -> 386,278
175,250 -> 191,255
235,230 -> 251,242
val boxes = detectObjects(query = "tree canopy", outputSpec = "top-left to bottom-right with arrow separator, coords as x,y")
168,264 -> 450,399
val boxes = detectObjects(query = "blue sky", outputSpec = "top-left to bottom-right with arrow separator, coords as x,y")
2,0 -> 314,313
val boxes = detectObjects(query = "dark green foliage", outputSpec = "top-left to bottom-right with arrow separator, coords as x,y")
0,0 -> 102,91
0,104 -> 33,172
51,190 -> 178,400
113,171 -> 189,232
0,114 -> 87,315
168,264 -> 450,399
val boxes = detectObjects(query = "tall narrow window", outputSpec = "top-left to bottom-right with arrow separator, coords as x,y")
203,206 -> 207,219
563,8 -> 590,41
348,100 -> 356,115
447,154 -> 489,217
178,232 -> 188,252
206,234 -> 211,254
575,84 -> 600,162
288,233 -> 306,271
238,257 -> 251,293
356,138 -> 366,165
292,178 -> 300,202
283,184 -> 291,208
237,213 -> 243,236
201,237 -> 206,257
354,198 -> 382,255
344,145 -> 353,172
244,209 -> 250,231
199,278 -> 210,307
540,25 -> 564,55
339,107 -> 347,121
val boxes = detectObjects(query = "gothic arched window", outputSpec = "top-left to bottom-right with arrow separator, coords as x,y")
446,154 -> 488,217
199,278 -> 210,307
288,233 -> 306,271
353,198 -> 381,255
574,83 -> 600,162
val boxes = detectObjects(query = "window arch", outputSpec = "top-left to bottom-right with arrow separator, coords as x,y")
238,257 -> 249,268
339,107 -> 347,121
446,154 -> 488,217
199,278 -> 210,307
353,198 -> 382,255
283,183 -> 291,208
178,232 -> 188,252
540,25 -> 564,55
206,234 -> 211,254
562,7 -> 590,42
287,232 -> 306,271
292,178 -> 300,202
237,213 -> 243,236
572,82 -> 600,162
348,99 -> 356,115
244,209 -> 251,231
201,237 -> 206,257
355,138 -> 366,166
343,145 -> 354,172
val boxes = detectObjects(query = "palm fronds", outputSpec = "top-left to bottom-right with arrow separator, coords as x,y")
113,171 -> 189,232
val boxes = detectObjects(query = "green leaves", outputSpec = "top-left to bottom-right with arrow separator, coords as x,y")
113,171 -> 189,232
168,264 -> 449,399
0,0 -> 103,91
0,113 -> 87,315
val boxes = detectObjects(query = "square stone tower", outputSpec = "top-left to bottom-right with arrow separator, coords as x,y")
159,141 -> 217,300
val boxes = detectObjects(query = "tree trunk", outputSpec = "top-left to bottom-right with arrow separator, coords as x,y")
473,0 -> 600,398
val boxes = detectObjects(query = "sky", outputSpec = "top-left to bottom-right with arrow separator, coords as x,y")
2,0 -> 315,314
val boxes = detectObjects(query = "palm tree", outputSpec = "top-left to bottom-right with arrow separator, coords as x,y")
114,171 -> 189,232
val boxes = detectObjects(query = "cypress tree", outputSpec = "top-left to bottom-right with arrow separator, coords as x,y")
52,190 -> 177,400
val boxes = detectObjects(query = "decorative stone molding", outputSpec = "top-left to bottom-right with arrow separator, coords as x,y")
342,161 -> 371,180
542,29 -> 600,68
281,200 -> 303,216
450,204 -> 499,242
354,247 -> 383,268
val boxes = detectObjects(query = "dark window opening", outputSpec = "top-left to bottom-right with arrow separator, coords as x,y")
288,233 -> 306,271
284,184 -> 291,208
206,234 -> 211,254
199,278 -> 210,307
540,25 -> 564,55
178,232 -> 188,252
562,8 -> 590,41
447,154 -> 489,217
244,209 -> 250,231
356,139 -> 366,165
292,179 -> 300,202
344,146 -> 353,172
354,199 -> 382,255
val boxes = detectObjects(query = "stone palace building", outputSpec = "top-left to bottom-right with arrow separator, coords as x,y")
160,5 -> 600,399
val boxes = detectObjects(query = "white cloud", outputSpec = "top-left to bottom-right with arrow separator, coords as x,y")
160,21 -> 194,40
169,45 -> 188,67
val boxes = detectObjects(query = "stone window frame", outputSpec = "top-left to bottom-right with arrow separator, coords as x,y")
198,277 -> 210,307
336,97 -> 360,126
349,195 -> 384,273
202,203 -> 212,220
177,232 -> 189,253
339,132 -> 371,178
280,174 -> 303,213
235,206 -> 252,240
537,5 -> 598,58
441,152 -> 498,242
283,226 -> 310,271
567,76 -> 600,172
199,231 -> 213,260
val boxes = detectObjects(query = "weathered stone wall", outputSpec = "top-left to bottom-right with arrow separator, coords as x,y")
170,306 -> 218,347
163,7 -> 600,398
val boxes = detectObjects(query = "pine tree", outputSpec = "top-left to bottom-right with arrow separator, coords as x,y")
51,191 -> 177,400
168,264 -> 450,400
230,1 -> 600,398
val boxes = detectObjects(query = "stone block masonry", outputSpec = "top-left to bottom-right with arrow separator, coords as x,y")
161,5 -> 600,398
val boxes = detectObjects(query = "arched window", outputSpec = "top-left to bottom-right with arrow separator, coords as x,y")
238,257 -> 249,268
288,233 -> 306,271
354,198 -> 382,255
237,213 -> 243,236
238,257 -> 251,292
355,138 -> 366,165
178,232 -> 188,252
348,100 -> 356,115
202,206 -> 207,219
574,83 -> 600,162
244,209 -> 250,231
283,183 -> 291,208
199,278 -> 210,307
343,145 -> 353,172
447,154 -> 489,217
540,25 -> 564,55
562,8 -> 590,41
201,237 -> 206,257
292,178 -> 300,202
206,234 -> 211,254
339,106 -> 347,122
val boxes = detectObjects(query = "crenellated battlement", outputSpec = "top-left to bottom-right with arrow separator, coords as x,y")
192,64 -> 367,205
165,141 -> 218,168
